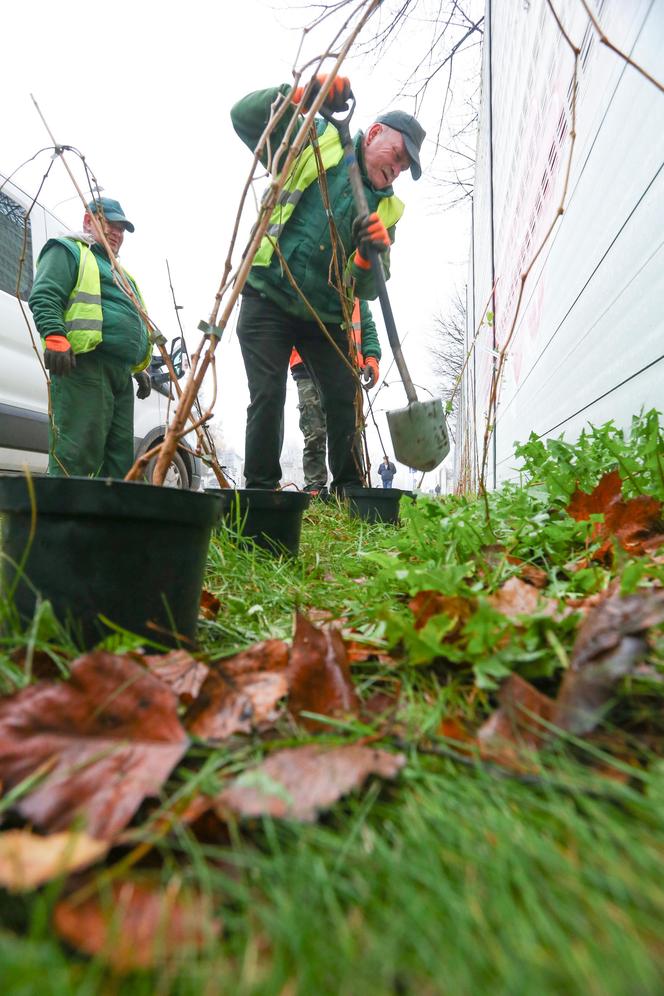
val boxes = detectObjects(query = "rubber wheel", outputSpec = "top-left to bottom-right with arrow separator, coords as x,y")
144,449 -> 189,489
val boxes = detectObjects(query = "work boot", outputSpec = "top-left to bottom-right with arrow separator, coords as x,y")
304,483 -> 328,499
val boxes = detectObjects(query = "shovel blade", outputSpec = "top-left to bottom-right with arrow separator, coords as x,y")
386,399 -> 450,472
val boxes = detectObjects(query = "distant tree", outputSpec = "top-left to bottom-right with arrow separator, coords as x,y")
429,286 -> 466,438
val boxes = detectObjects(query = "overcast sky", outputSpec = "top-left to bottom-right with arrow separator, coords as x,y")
2,0 -> 481,490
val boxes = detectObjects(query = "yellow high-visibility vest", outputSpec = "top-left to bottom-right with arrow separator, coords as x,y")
253,123 -> 404,269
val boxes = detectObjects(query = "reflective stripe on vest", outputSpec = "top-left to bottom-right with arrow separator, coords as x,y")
253,123 -> 404,268
349,298 -> 363,367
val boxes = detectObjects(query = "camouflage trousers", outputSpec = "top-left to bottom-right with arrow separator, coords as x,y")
296,376 -> 328,488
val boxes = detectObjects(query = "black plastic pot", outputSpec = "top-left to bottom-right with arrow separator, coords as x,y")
0,475 -> 223,648
343,486 -> 413,524
207,489 -> 310,557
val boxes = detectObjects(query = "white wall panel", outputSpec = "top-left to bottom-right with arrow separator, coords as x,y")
463,0 -> 664,487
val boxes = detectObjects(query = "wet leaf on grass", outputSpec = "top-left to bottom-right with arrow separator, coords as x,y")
185,639 -> 289,740
554,588 -> 664,734
344,640 -> 398,665
142,649 -> 209,704
362,682 -> 402,720
0,829 -> 108,891
216,744 -> 405,821
8,647 -> 70,682
408,591 -> 474,635
54,880 -> 221,972
200,588 -> 222,620
0,651 -> 188,838
478,673 -> 556,752
480,545 -> 549,589
505,556 -> 549,589
288,613 -> 360,730
488,577 -> 558,619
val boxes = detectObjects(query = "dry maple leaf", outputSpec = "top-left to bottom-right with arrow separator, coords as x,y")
478,673 -> 556,750
142,650 -> 209,704
200,588 -> 222,620
504,555 -> 549,589
185,639 -> 289,740
604,496 -> 664,555
288,613 -> 360,731
553,588 -> 664,734
54,880 -> 221,972
408,591 -> 474,634
567,470 -> 664,558
568,470 -> 623,524
0,829 -> 108,892
0,651 -> 188,838
488,577 -> 558,619
344,640 -> 397,665
216,744 -> 405,821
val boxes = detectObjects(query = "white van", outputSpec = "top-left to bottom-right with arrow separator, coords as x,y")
0,175 -> 201,489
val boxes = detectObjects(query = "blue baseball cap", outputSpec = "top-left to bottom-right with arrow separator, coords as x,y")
86,196 -> 135,233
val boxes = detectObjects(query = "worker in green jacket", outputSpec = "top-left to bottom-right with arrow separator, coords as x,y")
231,74 -> 425,492
29,197 -> 152,478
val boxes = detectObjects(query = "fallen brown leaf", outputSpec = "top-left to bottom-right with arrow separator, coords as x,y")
554,588 -> 664,734
186,639 -> 289,740
54,881 -> 221,972
0,652 -> 188,838
480,545 -> 549,589
478,673 -> 556,750
568,470 -> 622,522
142,650 -> 209,704
408,591 -> 474,635
505,556 -> 549,589
362,684 -> 402,719
288,614 -> 359,731
488,577 -> 558,619
344,640 -> 397,665
568,470 -> 664,559
216,744 -> 405,821
0,829 -> 108,892
9,647 -> 68,682
200,589 -> 222,620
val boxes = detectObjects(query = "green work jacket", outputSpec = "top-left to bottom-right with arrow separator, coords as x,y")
231,83 -> 406,357
29,237 -> 151,373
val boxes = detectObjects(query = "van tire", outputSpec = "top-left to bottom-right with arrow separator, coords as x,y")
144,449 -> 189,489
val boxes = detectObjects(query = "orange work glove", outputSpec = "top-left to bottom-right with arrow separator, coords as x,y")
44,334 -> 76,376
352,212 -> 390,269
292,74 -> 351,113
362,356 -> 379,389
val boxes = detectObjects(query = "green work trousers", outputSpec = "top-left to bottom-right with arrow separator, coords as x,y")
48,350 -> 135,478
296,376 -> 328,489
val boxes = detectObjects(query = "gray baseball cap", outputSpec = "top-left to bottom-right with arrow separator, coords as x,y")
375,111 -> 426,180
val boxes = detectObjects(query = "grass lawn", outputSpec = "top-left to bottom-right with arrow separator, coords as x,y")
1,414 -> 664,994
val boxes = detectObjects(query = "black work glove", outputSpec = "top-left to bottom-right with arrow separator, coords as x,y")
352,212 -> 390,265
134,371 -> 152,400
44,334 -> 76,376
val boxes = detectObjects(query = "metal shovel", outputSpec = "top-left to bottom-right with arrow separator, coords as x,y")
321,99 -> 450,472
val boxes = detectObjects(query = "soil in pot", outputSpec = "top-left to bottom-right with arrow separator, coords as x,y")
343,486 -> 414,525
206,489 -> 310,557
0,475 -> 223,649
